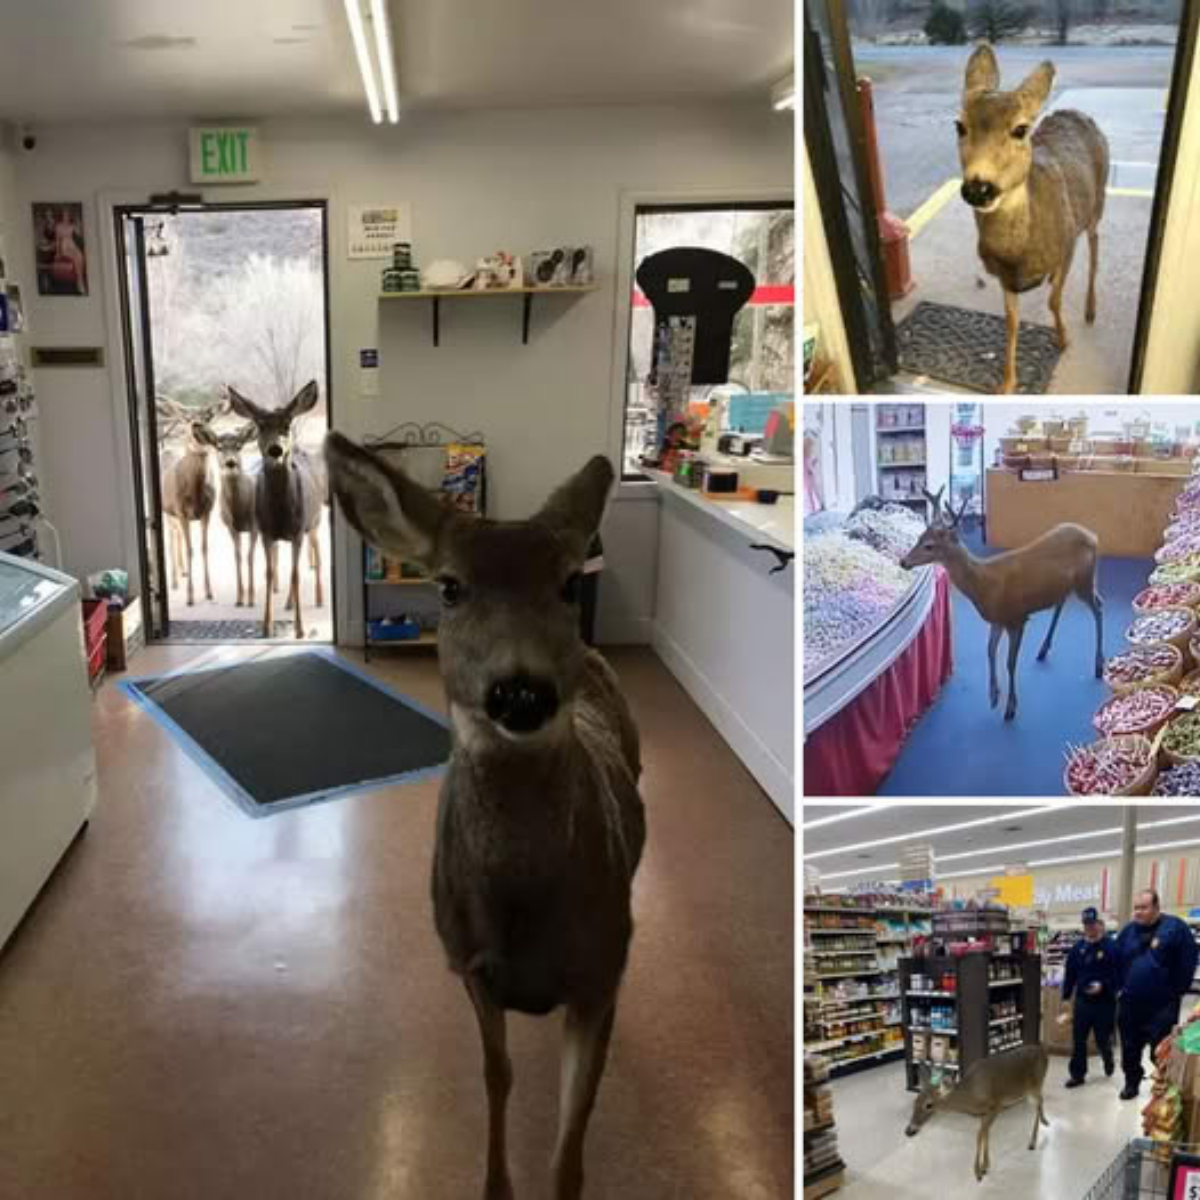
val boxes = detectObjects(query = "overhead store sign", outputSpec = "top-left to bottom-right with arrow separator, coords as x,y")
990,874 -> 1034,907
189,127 -> 260,184
1034,882 -> 1101,907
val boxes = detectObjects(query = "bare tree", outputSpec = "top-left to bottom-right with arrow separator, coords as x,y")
1053,0 -> 1074,44
968,0 -> 1031,42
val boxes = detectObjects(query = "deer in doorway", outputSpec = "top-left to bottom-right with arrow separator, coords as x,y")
325,433 -> 646,1200
906,1044 -> 1049,1182
195,423 -> 258,607
957,44 -> 1109,393
159,402 -> 221,607
900,487 -> 1103,721
227,382 -> 324,639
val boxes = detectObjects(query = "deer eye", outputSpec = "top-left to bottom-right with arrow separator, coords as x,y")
437,576 -> 463,606
1012,124 -> 1030,139
954,119 -> 967,138
561,572 -> 583,604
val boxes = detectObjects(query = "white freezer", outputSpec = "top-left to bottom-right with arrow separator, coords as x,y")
0,551 -> 97,953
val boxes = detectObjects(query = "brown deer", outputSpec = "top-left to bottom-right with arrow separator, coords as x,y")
194,423 -> 258,607
958,44 -> 1109,393
900,488 -> 1102,721
160,407 -> 219,607
227,382 -> 324,639
324,432 -> 646,1200
906,1044 -> 1049,1182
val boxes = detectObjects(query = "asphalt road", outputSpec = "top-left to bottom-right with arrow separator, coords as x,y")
851,44 -> 1177,216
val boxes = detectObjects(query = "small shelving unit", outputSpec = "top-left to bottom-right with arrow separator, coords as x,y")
380,284 -> 598,347
875,402 -> 927,514
803,1055 -> 844,1199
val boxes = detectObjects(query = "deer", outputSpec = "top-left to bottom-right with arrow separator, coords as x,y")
900,487 -> 1102,721
227,381 -> 324,639
324,432 -> 646,1200
957,44 -> 1109,394
159,403 -> 220,607
906,1044 -> 1049,1182
194,423 -> 258,607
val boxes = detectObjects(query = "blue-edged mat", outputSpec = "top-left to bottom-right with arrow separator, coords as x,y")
121,650 -> 450,817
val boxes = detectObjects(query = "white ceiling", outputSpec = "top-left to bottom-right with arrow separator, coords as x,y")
804,805 -> 1200,887
0,0 -> 793,125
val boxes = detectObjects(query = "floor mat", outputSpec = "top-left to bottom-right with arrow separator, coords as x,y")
167,619 -> 297,641
122,650 -> 450,815
895,299 -> 1063,394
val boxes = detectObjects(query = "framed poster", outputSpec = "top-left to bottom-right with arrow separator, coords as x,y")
32,202 -> 88,296
347,203 -> 411,260
1169,1151 -> 1200,1200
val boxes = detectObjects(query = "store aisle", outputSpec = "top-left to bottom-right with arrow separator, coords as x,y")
0,645 -> 792,1200
881,537 -> 1153,796
831,1058 -> 1140,1198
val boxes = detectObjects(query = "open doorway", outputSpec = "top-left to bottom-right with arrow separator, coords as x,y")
116,201 -> 334,643
805,1 -> 1198,395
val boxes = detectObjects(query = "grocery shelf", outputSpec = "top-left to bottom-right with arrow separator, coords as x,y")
829,1046 -> 906,1075
989,979 -> 1023,989
906,989 -> 955,999
805,906 -> 877,915
908,1026 -> 957,1035
812,970 -> 884,980
810,949 -> 877,957
989,1016 -> 1023,1026
808,928 -> 878,936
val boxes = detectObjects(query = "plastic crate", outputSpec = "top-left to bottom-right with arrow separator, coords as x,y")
1083,1139 -> 1199,1200
81,599 -> 108,654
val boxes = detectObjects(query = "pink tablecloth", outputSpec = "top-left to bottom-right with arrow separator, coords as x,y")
804,571 -> 954,796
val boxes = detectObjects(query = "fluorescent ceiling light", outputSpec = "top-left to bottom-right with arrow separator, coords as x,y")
802,806 -> 880,831
344,0 -> 383,124
772,74 -> 795,111
370,0 -> 400,123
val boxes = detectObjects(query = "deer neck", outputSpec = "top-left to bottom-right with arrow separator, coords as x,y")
937,543 -> 992,614
975,180 -> 1033,263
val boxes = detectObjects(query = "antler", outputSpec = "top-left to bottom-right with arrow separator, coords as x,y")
946,495 -> 970,528
921,486 -> 946,526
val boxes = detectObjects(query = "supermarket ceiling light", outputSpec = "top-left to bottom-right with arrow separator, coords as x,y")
802,806 -> 882,832
772,74 -> 795,111
370,0 -> 400,123
344,0 -> 400,124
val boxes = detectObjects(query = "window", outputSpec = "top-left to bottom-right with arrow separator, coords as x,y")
622,202 -> 795,478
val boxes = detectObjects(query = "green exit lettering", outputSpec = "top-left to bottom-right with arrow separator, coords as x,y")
198,130 -> 252,178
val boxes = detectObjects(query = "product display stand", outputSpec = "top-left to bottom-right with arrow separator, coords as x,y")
875,402 -> 927,515
803,1054 -> 844,1199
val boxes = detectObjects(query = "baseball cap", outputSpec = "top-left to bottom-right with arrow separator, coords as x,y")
1082,907 -> 1100,924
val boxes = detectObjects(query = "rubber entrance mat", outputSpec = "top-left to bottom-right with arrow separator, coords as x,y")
895,300 -> 1062,394
168,619 -> 296,641
122,651 -> 450,816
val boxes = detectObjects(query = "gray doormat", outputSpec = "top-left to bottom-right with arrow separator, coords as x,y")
167,619 -> 297,641
895,300 -> 1062,394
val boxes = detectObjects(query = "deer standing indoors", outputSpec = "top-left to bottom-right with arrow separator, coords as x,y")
900,488 -> 1102,721
194,423 -> 258,608
957,44 -> 1109,394
159,403 -> 221,607
906,1043 -> 1049,1182
325,432 -> 645,1200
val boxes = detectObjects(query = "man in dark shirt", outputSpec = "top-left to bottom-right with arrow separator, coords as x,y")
1114,889 -> 1200,1099
1062,907 -> 1117,1087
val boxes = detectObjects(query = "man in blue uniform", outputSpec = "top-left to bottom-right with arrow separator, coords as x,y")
1062,907 -> 1117,1088
1115,889 -> 1199,1100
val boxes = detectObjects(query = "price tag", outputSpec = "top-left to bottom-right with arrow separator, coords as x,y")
1170,1156 -> 1200,1200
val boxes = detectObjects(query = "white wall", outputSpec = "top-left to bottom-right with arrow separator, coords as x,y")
9,107 -> 793,643
802,145 -> 853,391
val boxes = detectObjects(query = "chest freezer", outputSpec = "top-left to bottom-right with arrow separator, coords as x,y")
0,551 -> 97,954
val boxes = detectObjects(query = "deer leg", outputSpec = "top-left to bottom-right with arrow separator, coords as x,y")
262,539 -> 275,638
988,624 -> 1002,709
978,1111 -> 997,1181
248,532 -> 257,607
1089,589 -> 1105,678
1037,602 -> 1064,662
182,519 -> 195,607
1086,227 -> 1099,324
464,978 -> 514,1200
233,532 -> 243,606
201,514 -> 213,601
271,543 -> 281,593
1001,287 -> 1020,394
310,529 -> 324,608
1028,1094 -> 1043,1150
291,537 -> 304,639
167,520 -> 178,590
1004,622 -> 1026,721
552,996 -> 617,1200
1048,243 -> 1076,352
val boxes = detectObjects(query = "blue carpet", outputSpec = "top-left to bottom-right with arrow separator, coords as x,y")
878,529 -> 1155,797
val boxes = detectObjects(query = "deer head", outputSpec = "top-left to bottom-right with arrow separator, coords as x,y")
906,1067 -> 955,1137
958,44 -> 1055,213
194,422 -> 256,475
900,490 -> 968,570
227,381 -> 319,470
325,432 -> 613,745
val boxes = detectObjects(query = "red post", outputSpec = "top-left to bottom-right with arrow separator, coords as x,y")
857,76 -> 914,301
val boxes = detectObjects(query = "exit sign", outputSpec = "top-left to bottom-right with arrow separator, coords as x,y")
189,127 -> 260,184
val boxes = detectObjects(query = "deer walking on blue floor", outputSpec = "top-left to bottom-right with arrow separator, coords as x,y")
325,432 -> 646,1200
900,487 -> 1103,721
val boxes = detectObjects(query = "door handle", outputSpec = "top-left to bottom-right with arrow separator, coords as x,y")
750,544 -> 794,574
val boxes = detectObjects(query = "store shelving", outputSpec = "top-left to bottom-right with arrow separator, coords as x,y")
803,1055 -> 844,1198
875,403 -> 927,512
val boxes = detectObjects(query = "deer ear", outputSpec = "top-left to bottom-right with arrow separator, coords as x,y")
192,422 -> 216,448
286,380 -> 320,420
534,455 -> 614,556
227,386 -> 269,424
964,44 -> 1000,98
1016,61 -> 1055,113
324,432 -> 448,567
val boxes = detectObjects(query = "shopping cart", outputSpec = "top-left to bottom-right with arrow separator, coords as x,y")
1084,1139 -> 1200,1200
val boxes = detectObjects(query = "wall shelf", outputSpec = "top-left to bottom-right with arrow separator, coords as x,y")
379,284 -> 598,347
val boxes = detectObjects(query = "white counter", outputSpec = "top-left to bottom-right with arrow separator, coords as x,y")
647,471 -> 794,824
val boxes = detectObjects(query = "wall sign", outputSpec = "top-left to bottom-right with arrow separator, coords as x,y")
348,204 -> 412,259
1034,882 -> 1101,908
189,127 -> 260,184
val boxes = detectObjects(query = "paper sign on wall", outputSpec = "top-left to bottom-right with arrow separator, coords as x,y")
348,204 -> 412,259
359,348 -> 380,397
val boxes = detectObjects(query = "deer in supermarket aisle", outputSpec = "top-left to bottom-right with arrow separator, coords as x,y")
906,1044 -> 1049,1182
194,422 -> 258,607
900,487 -> 1102,721
159,400 -> 223,607
324,432 -> 645,1200
957,44 -> 1109,393
227,381 -> 325,639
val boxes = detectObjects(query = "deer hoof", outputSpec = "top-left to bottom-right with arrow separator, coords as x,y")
483,1176 -> 514,1200
1005,706 -> 1016,722
989,688 -> 1000,710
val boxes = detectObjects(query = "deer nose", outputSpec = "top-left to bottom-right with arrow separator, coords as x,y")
486,674 -> 560,734
267,444 -> 284,459
961,178 -> 998,208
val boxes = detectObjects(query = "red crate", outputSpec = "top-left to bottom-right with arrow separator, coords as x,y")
81,599 -> 108,653
86,635 -> 107,684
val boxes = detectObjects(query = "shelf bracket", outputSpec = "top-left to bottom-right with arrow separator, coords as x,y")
522,292 -> 532,344
432,296 -> 440,347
